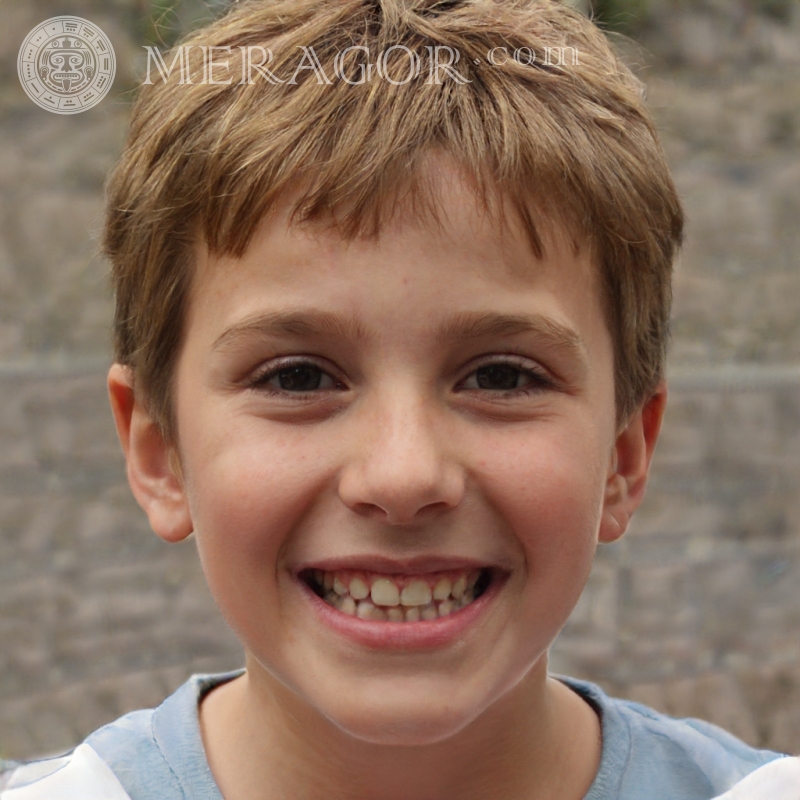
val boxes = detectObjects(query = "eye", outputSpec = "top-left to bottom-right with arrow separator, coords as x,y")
251,360 -> 341,393
460,359 -> 554,394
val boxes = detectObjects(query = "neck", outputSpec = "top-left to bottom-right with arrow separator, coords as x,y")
200,659 -> 601,800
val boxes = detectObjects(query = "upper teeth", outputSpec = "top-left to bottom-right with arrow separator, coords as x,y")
312,569 -> 482,622
370,578 -> 399,606
399,580 -> 431,606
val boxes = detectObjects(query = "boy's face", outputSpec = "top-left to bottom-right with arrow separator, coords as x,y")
112,164 -> 663,746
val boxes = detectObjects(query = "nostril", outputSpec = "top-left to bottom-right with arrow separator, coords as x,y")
346,497 -> 459,526
347,501 -> 392,521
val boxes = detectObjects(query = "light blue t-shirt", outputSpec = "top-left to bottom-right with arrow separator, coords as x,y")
2,671 -> 785,800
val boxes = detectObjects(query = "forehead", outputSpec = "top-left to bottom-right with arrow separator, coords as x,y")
195,158 -> 595,299
180,166 -> 609,388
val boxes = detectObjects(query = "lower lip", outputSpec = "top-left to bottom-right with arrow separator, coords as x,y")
298,575 -> 503,650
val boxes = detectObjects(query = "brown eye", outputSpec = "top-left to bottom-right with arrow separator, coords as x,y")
249,359 -> 341,393
460,359 -> 554,394
474,364 -> 527,390
273,364 -> 326,391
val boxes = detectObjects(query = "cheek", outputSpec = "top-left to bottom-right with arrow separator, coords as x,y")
182,430 -> 332,645
477,427 -> 608,561
183,422 -> 333,570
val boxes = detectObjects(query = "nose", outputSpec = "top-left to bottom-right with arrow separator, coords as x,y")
337,388 -> 465,525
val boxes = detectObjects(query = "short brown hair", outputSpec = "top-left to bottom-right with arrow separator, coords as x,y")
105,0 -> 683,443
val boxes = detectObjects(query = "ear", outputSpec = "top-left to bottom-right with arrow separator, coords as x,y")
599,381 -> 667,544
108,363 -> 193,543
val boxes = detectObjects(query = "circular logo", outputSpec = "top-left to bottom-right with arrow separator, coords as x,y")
18,16 -> 116,114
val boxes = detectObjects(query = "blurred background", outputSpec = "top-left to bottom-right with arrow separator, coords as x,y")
1,0 -> 798,760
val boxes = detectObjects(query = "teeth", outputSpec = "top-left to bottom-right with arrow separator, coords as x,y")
370,578 -> 400,607
356,601 -> 376,619
349,577 -> 370,600
400,580 -> 432,607
312,568 -> 488,622
421,605 -> 438,621
433,577 -> 451,601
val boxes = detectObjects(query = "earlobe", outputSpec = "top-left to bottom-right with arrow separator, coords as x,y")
107,364 -> 193,543
599,382 -> 667,544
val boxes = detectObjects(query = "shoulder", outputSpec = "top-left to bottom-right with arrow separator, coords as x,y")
712,757 -> 800,800
0,743 -> 133,800
0,708 -> 159,800
0,671 -> 241,800
558,676 -> 789,800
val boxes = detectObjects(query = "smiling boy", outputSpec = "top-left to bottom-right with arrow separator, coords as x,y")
2,0 -> 797,799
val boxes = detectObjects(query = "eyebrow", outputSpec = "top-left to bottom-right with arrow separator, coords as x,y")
213,310 -> 369,352
436,310 -> 583,346
213,309 -> 588,366
436,311 -> 589,367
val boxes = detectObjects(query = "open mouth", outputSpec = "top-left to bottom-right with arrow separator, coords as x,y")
302,567 -> 493,622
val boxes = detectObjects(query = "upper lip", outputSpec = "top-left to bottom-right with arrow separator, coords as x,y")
294,554 -> 498,577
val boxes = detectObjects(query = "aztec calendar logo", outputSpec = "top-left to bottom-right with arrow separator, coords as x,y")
17,16 -> 116,114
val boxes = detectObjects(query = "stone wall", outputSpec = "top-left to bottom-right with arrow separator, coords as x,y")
1,0 -> 798,760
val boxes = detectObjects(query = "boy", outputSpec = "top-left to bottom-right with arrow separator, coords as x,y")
1,0 -> 798,798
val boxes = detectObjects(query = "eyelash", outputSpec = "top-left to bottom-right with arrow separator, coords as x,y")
247,356 -> 555,398
457,357 -> 556,396
248,357 -> 344,397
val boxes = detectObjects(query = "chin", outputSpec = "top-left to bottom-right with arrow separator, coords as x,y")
330,707 -> 475,747
316,680 -> 489,747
